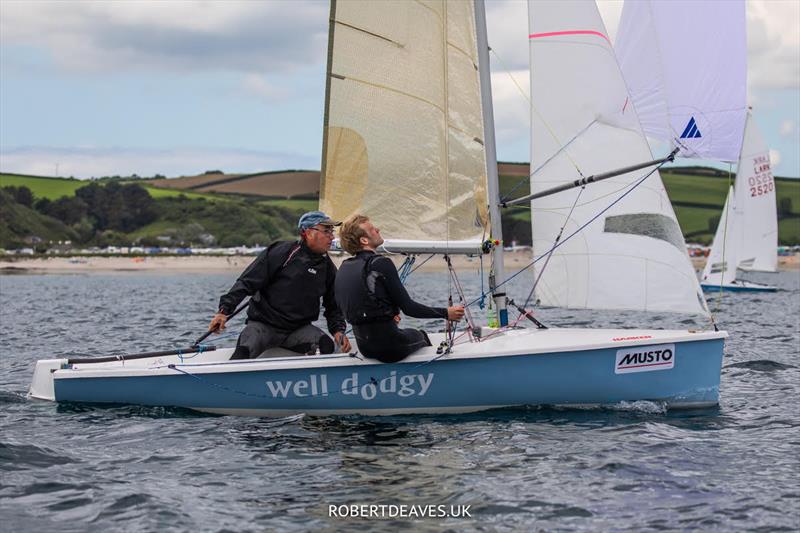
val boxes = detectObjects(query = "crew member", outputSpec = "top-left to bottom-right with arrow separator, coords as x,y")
208,211 -> 351,359
335,214 -> 464,363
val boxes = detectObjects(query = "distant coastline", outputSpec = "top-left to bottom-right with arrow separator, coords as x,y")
1,251 -> 798,274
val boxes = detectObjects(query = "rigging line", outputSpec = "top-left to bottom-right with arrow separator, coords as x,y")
398,256 -> 416,284
488,45 -> 585,178
522,185 -> 585,311
446,258 -> 477,337
409,253 -> 435,274
500,120 -> 597,203
466,161 -> 668,308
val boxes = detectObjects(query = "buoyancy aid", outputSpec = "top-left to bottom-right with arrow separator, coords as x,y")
336,252 -> 398,324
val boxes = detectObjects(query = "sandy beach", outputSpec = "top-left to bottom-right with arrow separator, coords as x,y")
1,251 -> 798,274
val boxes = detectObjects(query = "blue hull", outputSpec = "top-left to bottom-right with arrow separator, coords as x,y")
701,283 -> 776,293
53,338 -> 724,415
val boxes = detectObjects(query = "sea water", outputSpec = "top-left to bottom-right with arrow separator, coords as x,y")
1,269 -> 798,531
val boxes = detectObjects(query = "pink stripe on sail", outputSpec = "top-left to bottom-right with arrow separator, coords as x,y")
528,30 -> 611,45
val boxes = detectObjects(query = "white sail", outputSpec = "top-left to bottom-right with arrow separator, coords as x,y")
615,0 -> 747,162
528,0 -> 707,315
702,187 -> 738,286
320,0 -> 488,247
733,112 -> 778,272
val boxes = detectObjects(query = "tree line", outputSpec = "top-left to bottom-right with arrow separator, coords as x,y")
3,182 -> 158,234
1,182 -> 300,250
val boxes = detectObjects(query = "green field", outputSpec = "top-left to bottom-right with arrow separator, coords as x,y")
0,174 -> 223,202
0,174 -> 86,199
139,185 -> 222,201
257,198 -> 319,213
661,171 -> 734,205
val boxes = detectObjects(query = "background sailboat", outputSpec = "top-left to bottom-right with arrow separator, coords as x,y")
700,113 -> 778,291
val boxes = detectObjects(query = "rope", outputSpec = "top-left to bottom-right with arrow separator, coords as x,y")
444,255 -> 477,339
522,185 -> 585,311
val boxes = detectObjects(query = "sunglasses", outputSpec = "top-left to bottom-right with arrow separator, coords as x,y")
308,226 -> 335,236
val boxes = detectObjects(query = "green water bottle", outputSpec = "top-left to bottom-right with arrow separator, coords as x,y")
486,305 -> 499,328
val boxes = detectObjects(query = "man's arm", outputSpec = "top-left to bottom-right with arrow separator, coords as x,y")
372,257 -> 448,319
217,248 -> 272,315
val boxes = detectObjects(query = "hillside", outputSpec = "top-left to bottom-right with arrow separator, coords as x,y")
0,189 -> 77,247
2,166 -> 799,247
149,169 -> 319,198
0,176 -> 303,249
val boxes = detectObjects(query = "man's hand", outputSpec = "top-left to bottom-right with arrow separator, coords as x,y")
208,312 -> 227,333
334,331 -> 352,352
447,305 -> 465,321
393,314 -> 401,324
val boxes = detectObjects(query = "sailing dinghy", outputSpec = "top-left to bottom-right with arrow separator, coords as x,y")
29,0 -> 726,416
698,113 -> 778,292
614,0 -> 777,292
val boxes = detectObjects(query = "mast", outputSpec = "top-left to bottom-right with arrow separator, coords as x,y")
474,0 -> 508,326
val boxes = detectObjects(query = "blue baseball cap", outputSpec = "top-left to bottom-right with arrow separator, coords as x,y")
298,211 -> 341,230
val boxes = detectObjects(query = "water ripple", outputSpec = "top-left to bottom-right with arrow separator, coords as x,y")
0,271 -> 798,530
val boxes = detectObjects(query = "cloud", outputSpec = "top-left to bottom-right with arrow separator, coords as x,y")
490,70 -> 530,157
747,0 -> 800,90
0,0 -> 329,75
780,119 -> 796,137
0,146 -> 318,179
769,148 -> 781,167
240,74 -> 292,102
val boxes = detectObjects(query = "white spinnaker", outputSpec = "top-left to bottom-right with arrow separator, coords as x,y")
733,112 -> 778,272
320,0 -> 488,245
702,187 -> 738,286
615,0 -> 747,162
528,0 -> 707,315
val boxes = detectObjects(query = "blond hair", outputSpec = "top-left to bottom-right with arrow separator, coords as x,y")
339,214 -> 370,255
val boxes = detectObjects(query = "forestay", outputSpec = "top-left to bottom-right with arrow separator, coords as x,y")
615,0 -> 747,162
733,112 -> 778,272
701,187 -> 738,286
320,0 -> 489,246
527,0 -> 707,315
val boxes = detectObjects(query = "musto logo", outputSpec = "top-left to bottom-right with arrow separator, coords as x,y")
615,344 -> 675,374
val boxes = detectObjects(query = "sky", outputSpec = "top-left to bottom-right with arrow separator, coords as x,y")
0,0 -> 798,179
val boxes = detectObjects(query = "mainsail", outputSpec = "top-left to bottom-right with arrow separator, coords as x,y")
320,0 -> 488,245
615,0 -> 747,162
527,0 -> 707,315
732,112 -> 778,272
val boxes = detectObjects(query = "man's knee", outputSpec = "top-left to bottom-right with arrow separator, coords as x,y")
233,322 -> 281,359
283,325 -> 336,355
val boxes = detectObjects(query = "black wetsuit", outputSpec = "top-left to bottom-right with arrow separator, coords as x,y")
218,240 -> 346,358
335,250 -> 447,363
